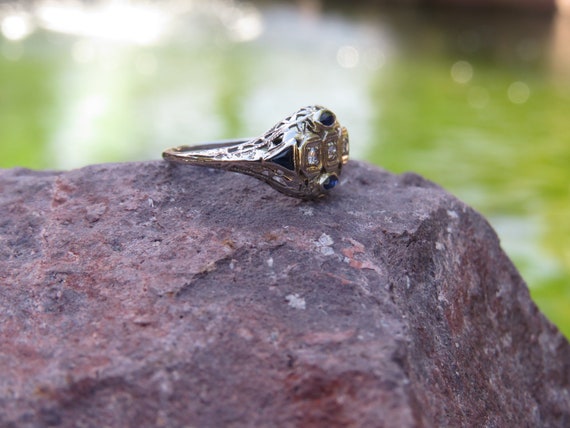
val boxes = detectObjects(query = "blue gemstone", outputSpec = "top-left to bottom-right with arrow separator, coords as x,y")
323,174 -> 338,190
271,146 -> 295,171
318,110 -> 335,127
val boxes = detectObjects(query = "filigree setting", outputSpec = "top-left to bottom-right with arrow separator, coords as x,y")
163,105 -> 349,199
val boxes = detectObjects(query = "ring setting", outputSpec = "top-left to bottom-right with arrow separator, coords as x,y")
162,105 -> 349,199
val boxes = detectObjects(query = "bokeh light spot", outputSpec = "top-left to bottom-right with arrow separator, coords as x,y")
337,45 -> 359,68
221,2 -> 263,42
1,13 -> 33,41
451,60 -> 473,84
508,81 -> 530,104
36,2 -> 167,45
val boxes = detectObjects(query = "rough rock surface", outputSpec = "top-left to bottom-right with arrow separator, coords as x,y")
0,160 -> 569,428
424,0 -> 555,12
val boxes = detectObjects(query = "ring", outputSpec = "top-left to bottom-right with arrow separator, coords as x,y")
162,105 -> 349,199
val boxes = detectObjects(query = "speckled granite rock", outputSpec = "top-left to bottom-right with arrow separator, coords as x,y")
0,160 -> 568,427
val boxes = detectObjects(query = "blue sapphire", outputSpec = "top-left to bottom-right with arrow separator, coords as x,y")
318,110 -> 335,127
271,146 -> 295,171
322,174 -> 338,190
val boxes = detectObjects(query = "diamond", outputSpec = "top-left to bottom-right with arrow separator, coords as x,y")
307,146 -> 319,166
327,141 -> 338,161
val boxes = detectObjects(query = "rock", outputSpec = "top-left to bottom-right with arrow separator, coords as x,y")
0,160 -> 568,427
423,0 -> 556,12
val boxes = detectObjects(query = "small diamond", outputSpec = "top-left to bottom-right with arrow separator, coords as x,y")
307,146 -> 319,166
342,137 -> 349,156
327,141 -> 338,161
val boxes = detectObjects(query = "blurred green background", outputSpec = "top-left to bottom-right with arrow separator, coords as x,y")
1,0 -> 569,338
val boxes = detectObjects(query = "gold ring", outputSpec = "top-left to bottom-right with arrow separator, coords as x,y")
162,105 -> 349,199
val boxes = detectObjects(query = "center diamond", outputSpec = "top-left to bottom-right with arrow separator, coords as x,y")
307,146 -> 319,166
327,141 -> 338,161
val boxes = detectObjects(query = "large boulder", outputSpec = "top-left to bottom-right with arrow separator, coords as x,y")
0,160 -> 568,427
423,0 -> 556,11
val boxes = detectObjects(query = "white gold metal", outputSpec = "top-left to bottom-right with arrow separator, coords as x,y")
162,105 -> 349,199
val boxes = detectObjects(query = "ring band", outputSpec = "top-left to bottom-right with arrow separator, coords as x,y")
162,105 -> 349,199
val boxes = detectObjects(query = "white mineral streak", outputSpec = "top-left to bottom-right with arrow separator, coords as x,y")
316,233 -> 335,255
447,209 -> 459,219
285,294 -> 306,310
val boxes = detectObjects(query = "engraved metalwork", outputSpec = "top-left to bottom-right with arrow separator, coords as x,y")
162,105 -> 349,199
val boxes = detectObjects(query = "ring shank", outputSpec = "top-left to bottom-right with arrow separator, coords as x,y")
165,139 -> 250,153
162,139 -> 251,165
